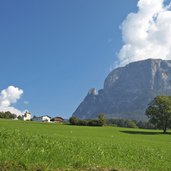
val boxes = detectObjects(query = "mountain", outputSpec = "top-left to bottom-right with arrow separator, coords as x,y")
72,59 -> 171,120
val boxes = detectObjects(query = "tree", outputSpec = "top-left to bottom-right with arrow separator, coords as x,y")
69,116 -> 79,125
146,96 -> 171,133
17,115 -> 23,120
98,113 -> 106,126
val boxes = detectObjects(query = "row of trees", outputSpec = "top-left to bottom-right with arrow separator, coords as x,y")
1,96 -> 171,133
69,96 -> 171,133
69,114 -> 106,126
0,111 -> 24,120
69,116 -> 156,129
106,119 -> 156,129
0,111 -> 17,119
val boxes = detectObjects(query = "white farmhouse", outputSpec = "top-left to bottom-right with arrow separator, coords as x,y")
22,112 -> 31,121
32,115 -> 51,122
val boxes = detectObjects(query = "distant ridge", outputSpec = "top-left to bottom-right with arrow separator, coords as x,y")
73,59 -> 171,120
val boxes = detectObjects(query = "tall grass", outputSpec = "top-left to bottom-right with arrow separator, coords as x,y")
0,119 -> 171,171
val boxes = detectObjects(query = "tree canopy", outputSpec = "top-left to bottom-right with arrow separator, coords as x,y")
146,96 -> 171,133
69,114 -> 106,126
0,111 -> 16,119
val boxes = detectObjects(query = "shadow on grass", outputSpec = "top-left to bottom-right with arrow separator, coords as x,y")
120,130 -> 171,135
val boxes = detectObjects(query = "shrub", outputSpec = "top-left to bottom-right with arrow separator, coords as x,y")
17,115 -> 23,120
88,119 -> 101,126
78,120 -> 88,126
125,120 -> 138,128
69,116 -> 79,125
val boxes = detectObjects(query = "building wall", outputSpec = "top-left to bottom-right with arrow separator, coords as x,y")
32,117 -> 42,122
32,116 -> 51,122
23,113 -> 31,121
42,116 -> 51,122
53,119 -> 64,123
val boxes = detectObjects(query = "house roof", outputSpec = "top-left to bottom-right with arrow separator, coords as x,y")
42,115 -> 51,118
53,116 -> 64,119
51,116 -> 64,121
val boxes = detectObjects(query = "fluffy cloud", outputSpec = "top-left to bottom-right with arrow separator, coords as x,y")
117,0 -> 171,66
0,86 -> 24,116
0,106 -> 23,116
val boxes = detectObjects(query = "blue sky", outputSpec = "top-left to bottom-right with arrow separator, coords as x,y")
0,0 -> 138,118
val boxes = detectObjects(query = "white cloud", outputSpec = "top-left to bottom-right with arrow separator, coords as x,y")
117,0 -> 171,67
0,106 -> 23,116
0,86 -> 24,116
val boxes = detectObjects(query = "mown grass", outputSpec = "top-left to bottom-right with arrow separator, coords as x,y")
0,119 -> 171,171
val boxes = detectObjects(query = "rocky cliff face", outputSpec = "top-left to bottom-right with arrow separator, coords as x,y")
72,59 -> 171,120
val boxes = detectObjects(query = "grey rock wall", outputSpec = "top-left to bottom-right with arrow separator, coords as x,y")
72,59 -> 171,120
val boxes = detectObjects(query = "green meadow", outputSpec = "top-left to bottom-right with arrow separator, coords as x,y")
0,119 -> 171,171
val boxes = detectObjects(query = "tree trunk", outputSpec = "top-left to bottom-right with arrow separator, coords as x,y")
163,127 -> 167,134
163,121 -> 167,134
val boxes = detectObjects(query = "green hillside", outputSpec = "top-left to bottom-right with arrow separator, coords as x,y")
0,119 -> 171,171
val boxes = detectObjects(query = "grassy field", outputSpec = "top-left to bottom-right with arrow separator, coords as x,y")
0,119 -> 171,171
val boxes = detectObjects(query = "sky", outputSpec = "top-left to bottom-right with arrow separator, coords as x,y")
0,0 -> 171,118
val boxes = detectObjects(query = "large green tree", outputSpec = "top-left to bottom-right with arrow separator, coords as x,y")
146,96 -> 171,133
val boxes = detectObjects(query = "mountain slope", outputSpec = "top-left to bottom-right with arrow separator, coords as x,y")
73,59 -> 171,120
